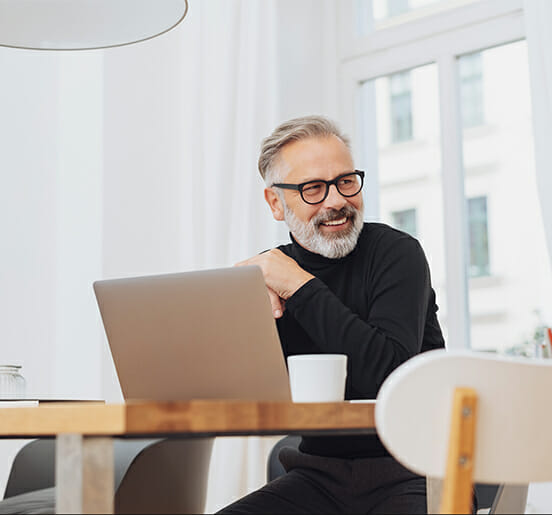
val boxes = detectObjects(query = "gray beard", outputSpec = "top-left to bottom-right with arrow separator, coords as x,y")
283,203 -> 364,259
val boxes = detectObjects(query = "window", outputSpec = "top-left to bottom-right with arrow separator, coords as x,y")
365,0 -> 480,32
341,0 -> 552,353
360,63 -> 446,337
467,197 -> 489,277
459,53 -> 484,128
392,208 -> 418,237
458,40 -> 551,353
387,0 -> 409,17
390,71 -> 413,143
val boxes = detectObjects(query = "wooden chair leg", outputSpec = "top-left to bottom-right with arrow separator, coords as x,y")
440,387 -> 478,514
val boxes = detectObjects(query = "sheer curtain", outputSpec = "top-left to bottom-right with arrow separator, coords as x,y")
525,0 -> 552,263
522,4 -> 552,511
177,2 -> 288,510
178,0 -> 289,271
101,0 -> 290,511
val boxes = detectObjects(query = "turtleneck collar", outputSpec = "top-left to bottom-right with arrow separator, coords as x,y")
288,231 -> 358,271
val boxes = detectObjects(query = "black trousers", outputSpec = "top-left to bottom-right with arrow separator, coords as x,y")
218,447 -> 427,514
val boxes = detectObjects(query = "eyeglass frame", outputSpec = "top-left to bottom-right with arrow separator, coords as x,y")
271,170 -> 365,205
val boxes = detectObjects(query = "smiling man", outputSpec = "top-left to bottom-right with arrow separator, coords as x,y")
222,116 -> 445,514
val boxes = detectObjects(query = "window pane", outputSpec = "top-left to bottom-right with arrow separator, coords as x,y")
459,41 -> 552,354
468,196 -> 489,277
357,0 -> 479,34
459,53 -> 484,128
392,208 -> 417,237
390,71 -> 413,142
359,63 -> 448,340
387,0 -> 410,17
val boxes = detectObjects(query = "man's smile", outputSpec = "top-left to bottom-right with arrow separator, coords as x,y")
321,217 -> 348,227
314,209 -> 356,235
320,217 -> 352,233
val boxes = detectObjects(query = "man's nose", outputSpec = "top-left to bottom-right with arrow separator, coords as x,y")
322,184 -> 347,209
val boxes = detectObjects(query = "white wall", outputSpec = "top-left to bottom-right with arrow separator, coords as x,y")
0,50 -> 105,398
0,47 -> 105,493
1,50 -> 60,397
0,49 -> 60,493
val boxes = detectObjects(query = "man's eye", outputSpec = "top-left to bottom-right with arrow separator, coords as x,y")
338,178 -> 355,188
303,183 -> 323,193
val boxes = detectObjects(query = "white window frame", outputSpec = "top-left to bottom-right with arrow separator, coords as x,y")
337,0 -> 525,349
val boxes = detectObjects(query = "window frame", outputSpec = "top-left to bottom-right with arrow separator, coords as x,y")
337,0 -> 525,349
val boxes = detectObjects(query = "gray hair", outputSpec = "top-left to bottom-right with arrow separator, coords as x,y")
258,115 -> 351,186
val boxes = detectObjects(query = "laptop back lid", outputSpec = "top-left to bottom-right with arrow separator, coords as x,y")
93,266 -> 291,401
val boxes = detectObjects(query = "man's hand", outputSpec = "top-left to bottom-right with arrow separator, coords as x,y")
236,249 -> 314,318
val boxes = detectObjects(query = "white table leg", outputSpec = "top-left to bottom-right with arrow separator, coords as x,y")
56,434 -> 114,514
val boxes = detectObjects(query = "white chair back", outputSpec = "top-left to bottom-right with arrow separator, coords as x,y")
375,349 -> 552,484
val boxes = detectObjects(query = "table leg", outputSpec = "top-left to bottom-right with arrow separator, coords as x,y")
55,434 -> 114,514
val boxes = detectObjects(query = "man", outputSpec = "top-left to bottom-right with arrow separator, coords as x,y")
221,115 -> 445,514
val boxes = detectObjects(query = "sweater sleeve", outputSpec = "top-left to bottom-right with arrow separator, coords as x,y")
284,237 -> 431,398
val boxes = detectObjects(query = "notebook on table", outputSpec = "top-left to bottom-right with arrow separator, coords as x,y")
93,266 -> 291,402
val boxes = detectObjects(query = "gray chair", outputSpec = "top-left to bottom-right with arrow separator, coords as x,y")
1,437 -> 213,514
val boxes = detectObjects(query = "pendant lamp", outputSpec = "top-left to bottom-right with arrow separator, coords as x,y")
0,0 -> 188,51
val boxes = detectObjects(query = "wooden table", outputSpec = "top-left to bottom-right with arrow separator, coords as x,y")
0,400 -> 376,514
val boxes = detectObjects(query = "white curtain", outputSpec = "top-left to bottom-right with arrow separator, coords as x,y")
179,0 -> 289,270
179,4 -> 288,510
179,2 -> 287,508
101,0 -> 290,511
524,0 -> 552,264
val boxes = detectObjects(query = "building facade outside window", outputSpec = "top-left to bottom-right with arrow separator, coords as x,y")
459,52 -> 484,128
390,71 -> 413,143
467,196 -> 489,277
392,208 -> 418,237
387,0 -> 410,17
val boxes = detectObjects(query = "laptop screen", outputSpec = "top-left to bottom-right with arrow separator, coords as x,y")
93,266 -> 291,401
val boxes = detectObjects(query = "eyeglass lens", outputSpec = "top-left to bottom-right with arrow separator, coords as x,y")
301,173 -> 362,204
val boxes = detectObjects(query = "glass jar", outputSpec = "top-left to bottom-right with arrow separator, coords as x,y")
0,365 -> 27,399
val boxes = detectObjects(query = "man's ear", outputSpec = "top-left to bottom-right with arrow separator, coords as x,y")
264,188 -> 285,221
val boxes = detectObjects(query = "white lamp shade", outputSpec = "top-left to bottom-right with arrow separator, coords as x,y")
0,0 -> 188,50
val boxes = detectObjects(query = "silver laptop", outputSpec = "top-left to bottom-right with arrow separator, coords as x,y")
93,266 -> 291,401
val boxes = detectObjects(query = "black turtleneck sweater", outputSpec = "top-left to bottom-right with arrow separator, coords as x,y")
277,222 -> 445,458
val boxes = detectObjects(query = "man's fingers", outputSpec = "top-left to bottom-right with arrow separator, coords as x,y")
267,288 -> 284,319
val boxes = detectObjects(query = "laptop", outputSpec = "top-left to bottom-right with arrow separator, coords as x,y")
93,266 -> 291,401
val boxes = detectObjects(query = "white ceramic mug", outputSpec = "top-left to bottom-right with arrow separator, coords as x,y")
287,354 -> 347,403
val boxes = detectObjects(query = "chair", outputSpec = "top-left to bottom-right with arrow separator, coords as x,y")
1,437 -> 213,514
375,349 -> 552,513
266,435 -> 301,482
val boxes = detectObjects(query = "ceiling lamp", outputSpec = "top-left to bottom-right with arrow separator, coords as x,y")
0,0 -> 188,51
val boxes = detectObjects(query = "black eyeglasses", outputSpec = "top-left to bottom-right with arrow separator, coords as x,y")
272,170 -> 365,205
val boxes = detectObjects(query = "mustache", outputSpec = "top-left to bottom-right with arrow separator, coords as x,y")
312,206 -> 358,226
